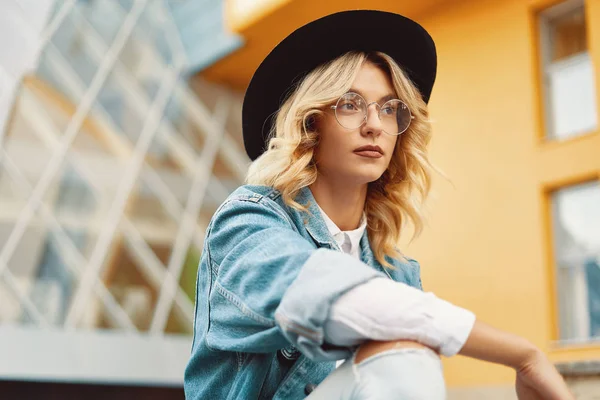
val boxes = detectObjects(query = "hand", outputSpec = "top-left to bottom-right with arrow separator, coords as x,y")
514,349 -> 574,400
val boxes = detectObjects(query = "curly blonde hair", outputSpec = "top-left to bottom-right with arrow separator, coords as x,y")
246,51 -> 434,268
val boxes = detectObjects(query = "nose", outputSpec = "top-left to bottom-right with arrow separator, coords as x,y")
360,103 -> 383,138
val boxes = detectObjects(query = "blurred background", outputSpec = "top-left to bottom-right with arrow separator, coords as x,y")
0,0 -> 598,399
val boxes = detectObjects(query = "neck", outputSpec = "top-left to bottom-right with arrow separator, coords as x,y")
309,176 -> 367,231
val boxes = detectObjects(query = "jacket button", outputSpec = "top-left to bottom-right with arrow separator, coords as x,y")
278,347 -> 300,360
304,383 -> 317,395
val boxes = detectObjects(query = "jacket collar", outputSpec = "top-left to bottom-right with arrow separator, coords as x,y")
296,186 -> 338,249
295,187 -> 391,278
360,231 -> 393,279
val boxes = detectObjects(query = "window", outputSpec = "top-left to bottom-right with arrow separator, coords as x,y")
551,181 -> 600,341
539,0 -> 598,140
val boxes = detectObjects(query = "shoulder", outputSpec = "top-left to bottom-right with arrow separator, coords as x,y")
223,184 -> 280,203
386,254 -> 423,290
215,185 -> 285,215
207,185 -> 292,237
205,185 -> 305,263
221,184 -> 289,208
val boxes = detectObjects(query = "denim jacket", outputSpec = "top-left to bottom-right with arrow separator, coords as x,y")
184,185 -> 423,400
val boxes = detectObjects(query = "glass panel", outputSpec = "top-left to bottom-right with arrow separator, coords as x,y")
224,96 -> 246,151
116,0 -> 135,12
552,181 -> 600,341
25,227 -> 82,325
78,291 -> 108,330
3,86 -> 38,143
0,150 -> 35,219
0,277 -> 27,324
180,246 -> 200,304
150,242 -> 174,270
35,47 -> 86,112
146,121 -> 187,178
213,152 -> 243,192
128,177 -> 180,276
99,241 -> 162,331
198,179 -> 223,224
0,154 -> 104,329
132,3 -> 175,68
129,180 -> 180,238
21,76 -> 114,155
547,54 -> 598,140
165,302 -> 193,335
164,245 -> 198,335
114,5 -> 172,101
75,0 -> 130,47
43,0 -> 66,24
548,6 -> 587,62
162,89 -> 207,156
41,163 -> 101,237
119,36 -> 167,101
2,89 -> 56,189
0,273 -> 44,327
96,70 -> 146,145
1,217 -> 82,327
42,9 -> 100,89
188,77 -> 226,115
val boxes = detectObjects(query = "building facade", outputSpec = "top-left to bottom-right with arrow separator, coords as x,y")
0,0 -> 247,397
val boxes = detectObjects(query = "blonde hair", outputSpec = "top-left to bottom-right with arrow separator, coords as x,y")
246,51 -> 435,268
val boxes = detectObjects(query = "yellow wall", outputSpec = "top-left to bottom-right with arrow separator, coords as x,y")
217,0 -> 600,389
407,0 -> 600,387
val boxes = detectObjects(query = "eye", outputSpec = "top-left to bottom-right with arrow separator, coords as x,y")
340,102 -> 358,111
338,98 -> 362,112
381,104 -> 397,115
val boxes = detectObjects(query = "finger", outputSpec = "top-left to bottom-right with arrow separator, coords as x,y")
516,375 -> 543,400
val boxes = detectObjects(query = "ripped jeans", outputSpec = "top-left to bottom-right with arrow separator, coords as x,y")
306,346 -> 446,400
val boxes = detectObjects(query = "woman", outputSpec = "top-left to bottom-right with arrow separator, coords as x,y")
184,10 -> 573,400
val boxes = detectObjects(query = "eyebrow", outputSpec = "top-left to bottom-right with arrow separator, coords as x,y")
347,88 -> 396,103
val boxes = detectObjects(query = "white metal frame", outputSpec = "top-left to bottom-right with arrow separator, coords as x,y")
0,0 -> 249,334
0,0 -> 148,325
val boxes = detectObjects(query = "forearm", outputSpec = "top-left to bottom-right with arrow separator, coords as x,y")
354,321 -> 538,368
323,279 -> 538,367
459,319 -> 538,369
323,278 -> 476,356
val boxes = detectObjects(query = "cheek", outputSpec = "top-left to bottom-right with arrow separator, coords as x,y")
316,122 -> 348,156
315,139 -> 340,168
385,137 -> 399,161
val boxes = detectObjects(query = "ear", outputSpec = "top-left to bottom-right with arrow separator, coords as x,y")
304,114 -> 317,133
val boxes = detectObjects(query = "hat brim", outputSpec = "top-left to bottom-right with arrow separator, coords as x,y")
242,10 -> 437,161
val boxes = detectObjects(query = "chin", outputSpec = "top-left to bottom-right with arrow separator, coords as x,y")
322,164 -> 386,185
361,166 -> 386,181
348,169 -> 385,185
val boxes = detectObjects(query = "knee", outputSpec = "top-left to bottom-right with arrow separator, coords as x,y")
351,343 -> 446,400
354,339 -> 437,364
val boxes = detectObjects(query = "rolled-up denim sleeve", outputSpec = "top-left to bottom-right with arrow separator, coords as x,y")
205,197 -> 383,360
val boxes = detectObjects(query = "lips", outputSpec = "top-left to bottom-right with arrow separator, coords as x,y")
353,145 -> 383,158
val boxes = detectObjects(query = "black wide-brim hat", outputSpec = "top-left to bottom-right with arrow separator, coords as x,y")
242,10 -> 437,161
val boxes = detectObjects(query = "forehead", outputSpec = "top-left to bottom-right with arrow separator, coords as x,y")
351,61 -> 394,97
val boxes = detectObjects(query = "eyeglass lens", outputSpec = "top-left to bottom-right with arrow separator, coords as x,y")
334,93 -> 412,135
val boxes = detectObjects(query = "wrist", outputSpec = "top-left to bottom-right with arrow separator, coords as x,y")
512,340 -> 542,371
460,321 -> 543,369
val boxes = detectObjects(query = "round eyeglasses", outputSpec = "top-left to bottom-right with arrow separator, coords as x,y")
330,92 -> 414,135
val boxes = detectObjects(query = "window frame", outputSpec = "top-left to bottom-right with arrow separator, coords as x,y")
547,179 -> 600,345
537,0 -> 598,141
